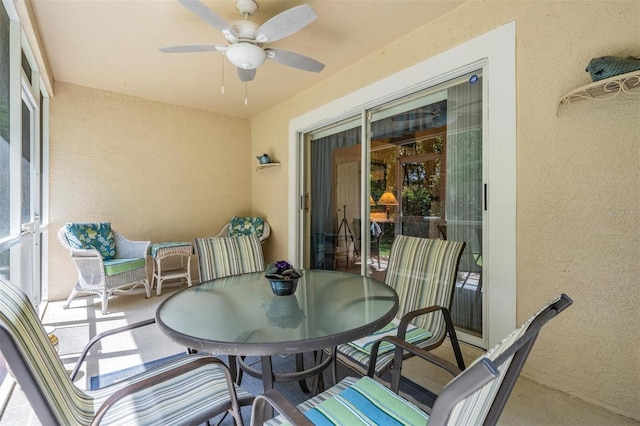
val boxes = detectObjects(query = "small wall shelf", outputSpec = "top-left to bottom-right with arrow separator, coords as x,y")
256,162 -> 281,172
557,70 -> 640,113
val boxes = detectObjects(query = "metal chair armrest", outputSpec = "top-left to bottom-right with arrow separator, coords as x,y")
367,335 -> 462,393
397,305 -> 466,371
70,319 -> 156,381
251,389 -> 313,426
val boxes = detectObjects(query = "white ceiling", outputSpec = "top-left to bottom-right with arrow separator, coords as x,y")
30,0 -> 470,119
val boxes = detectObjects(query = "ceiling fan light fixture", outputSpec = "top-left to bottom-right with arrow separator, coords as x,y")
225,42 -> 266,69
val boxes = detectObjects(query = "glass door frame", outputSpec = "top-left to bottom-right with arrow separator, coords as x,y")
289,22 -> 516,349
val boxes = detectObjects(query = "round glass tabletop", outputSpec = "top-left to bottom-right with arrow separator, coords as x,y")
156,269 -> 398,356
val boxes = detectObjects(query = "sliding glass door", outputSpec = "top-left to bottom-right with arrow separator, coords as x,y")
302,70 -> 484,338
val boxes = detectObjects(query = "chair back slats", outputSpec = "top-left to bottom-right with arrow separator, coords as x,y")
385,235 -> 465,335
195,235 -> 265,282
0,277 -> 92,424
429,294 -> 573,426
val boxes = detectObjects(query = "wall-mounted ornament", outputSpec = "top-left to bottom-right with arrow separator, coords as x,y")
585,55 -> 640,82
257,153 -> 271,164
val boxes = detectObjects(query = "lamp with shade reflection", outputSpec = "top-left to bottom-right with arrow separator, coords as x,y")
377,191 -> 399,219
369,195 -> 376,206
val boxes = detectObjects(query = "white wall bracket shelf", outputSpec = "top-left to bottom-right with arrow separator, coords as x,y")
256,162 -> 281,172
557,70 -> 640,114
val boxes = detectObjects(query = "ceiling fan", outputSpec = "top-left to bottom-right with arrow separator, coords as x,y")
160,0 -> 325,82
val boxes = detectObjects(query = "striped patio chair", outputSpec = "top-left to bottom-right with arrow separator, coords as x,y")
333,235 -> 467,382
252,294 -> 573,426
193,234 -> 265,383
195,235 -> 265,282
0,276 -> 254,425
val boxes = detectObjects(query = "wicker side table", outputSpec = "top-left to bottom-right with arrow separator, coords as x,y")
149,242 -> 193,296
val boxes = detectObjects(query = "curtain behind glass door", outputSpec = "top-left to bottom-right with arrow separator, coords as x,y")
369,71 -> 483,336
304,119 -> 361,273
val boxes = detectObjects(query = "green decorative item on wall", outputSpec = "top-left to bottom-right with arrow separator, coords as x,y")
585,55 -> 640,82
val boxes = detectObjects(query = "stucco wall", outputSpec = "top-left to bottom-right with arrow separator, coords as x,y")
49,82 -> 252,300
251,0 -> 640,419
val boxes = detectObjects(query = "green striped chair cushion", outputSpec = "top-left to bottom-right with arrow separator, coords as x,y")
347,318 -> 432,355
0,277 -> 253,425
195,235 -> 265,282
265,376 -> 429,426
90,354 -> 254,425
303,376 -> 429,425
103,258 -> 146,276
264,377 -> 359,426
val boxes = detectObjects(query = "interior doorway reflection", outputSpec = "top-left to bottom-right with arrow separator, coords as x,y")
304,70 -> 484,338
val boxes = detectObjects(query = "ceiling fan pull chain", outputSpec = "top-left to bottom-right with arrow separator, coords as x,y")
245,82 -> 249,105
221,53 -> 225,94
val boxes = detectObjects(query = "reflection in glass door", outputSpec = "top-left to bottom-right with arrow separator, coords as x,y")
303,118 -> 362,274
302,70 -> 484,339
368,71 -> 483,337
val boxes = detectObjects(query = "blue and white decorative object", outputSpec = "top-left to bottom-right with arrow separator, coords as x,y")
585,55 -> 640,82
265,260 -> 303,296
256,153 -> 271,164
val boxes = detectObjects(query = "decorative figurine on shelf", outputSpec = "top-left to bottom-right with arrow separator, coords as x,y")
257,153 -> 271,164
585,55 -> 640,82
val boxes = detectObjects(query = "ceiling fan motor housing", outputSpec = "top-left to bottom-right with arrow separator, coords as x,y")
225,42 -> 266,69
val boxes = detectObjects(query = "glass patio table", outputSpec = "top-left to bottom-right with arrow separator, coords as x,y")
155,269 -> 398,393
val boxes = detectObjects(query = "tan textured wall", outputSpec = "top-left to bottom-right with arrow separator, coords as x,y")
49,82 -> 252,299
251,0 -> 640,420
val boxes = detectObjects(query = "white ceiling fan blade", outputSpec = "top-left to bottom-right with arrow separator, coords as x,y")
255,4 -> 317,43
266,48 -> 325,73
177,0 -> 237,42
159,44 -> 226,53
238,68 -> 257,82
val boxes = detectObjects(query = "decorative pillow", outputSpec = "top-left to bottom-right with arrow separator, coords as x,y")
64,223 -> 116,260
228,216 -> 264,238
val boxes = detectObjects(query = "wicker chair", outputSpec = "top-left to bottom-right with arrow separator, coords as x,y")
58,224 -> 151,315
332,235 -> 467,381
214,216 -> 271,243
0,276 -> 253,425
251,294 -> 573,426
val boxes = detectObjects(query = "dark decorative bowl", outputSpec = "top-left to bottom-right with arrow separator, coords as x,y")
268,278 -> 299,296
